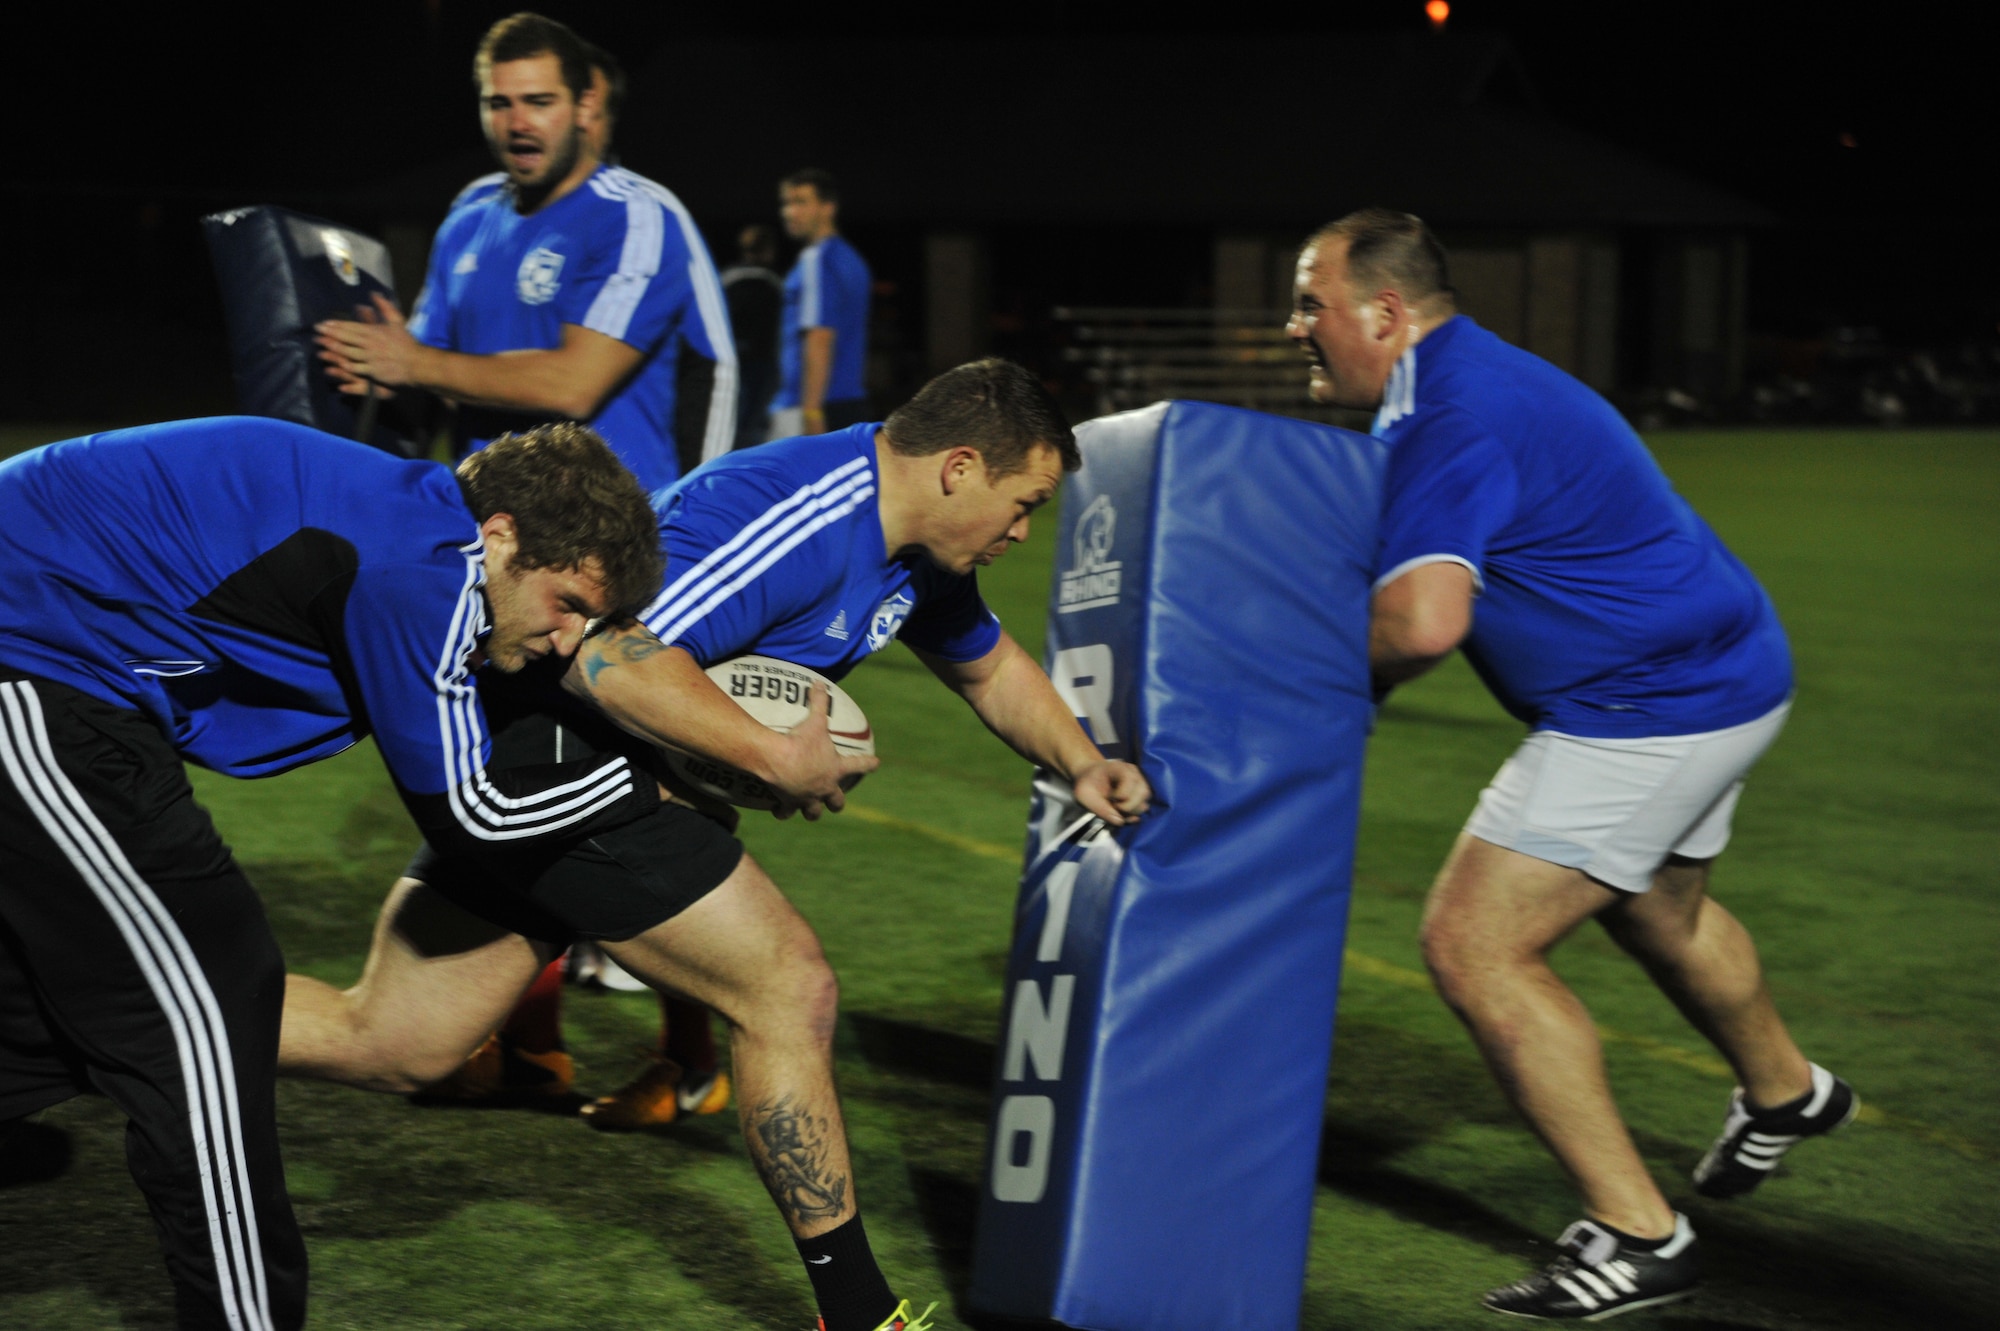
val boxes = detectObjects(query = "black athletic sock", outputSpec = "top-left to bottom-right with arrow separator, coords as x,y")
796,1213 -> 897,1331
1746,1083 -> 1816,1119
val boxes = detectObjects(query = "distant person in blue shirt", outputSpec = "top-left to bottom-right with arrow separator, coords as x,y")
278,360 -> 1151,1331
1290,210 -> 1855,1322
0,418 -> 665,1331
314,13 -> 736,493
771,167 -> 872,438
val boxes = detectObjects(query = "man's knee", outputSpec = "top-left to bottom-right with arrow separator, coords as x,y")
741,922 -> 840,1048
1418,910 -> 1489,1014
310,987 -> 485,1092
1419,839 -> 1610,1008
366,1032 -> 481,1092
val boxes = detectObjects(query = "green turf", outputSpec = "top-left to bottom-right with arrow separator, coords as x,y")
2,429 -> 1995,1329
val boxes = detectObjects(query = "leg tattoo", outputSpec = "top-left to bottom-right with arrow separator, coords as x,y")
750,1095 -> 849,1226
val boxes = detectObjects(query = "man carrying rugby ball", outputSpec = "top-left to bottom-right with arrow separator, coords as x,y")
277,359 -> 1149,1331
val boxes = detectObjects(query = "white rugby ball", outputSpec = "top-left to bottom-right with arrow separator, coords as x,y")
661,655 -> 874,809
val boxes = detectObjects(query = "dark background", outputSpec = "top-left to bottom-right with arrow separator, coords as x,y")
7,0 -> 1992,421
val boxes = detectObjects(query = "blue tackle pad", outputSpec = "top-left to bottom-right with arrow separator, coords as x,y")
202,206 -> 423,458
970,400 -> 1385,1330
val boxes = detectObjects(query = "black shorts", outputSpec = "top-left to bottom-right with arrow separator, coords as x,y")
407,682 -> 744,945
410,799 -> 742,946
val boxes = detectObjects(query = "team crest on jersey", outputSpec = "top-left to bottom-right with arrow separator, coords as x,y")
866,593 -> 915,651
516,247 -> 565,304
1058,493 -> 1121,613
320,229 -> 360,286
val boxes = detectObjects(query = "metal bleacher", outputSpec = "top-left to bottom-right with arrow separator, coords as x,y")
1053,307 -> 1367,426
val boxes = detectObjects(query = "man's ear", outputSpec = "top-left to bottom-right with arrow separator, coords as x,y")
480,512 -> 519,563
1373,289 -> 1410,345
938,446 -> 980,496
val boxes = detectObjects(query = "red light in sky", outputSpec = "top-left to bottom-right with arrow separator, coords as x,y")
1839,131 -> 1858,148
1427,0 -> 1451,28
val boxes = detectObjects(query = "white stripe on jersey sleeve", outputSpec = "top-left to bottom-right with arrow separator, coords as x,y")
640,456 -> 872,644
1372,552 -> 1484,596
448,171 -> 507,212
800,244 -> 822,327
623,172 -> 740,463
582,176 -> 664,343
433,539 -> 636,841
703,358 -> 740,464
585,170 -> 740,461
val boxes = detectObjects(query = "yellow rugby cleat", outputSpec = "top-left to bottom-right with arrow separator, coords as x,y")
579,1052 -> 731,1131
816,1300 -> 941,1331
874,1300 -> 940,1331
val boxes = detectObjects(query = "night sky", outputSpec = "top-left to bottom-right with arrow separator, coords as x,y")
9,0 -> 1991,418
38,1 -> 1985,220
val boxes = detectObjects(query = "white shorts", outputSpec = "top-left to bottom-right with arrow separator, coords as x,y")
1464,700 -> 1790,893
766,406 -> 804,442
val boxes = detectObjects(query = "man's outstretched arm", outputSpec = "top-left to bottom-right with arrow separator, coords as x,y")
910,631 -> 1151,826
317,292 -> 642,420
563,620 -> 875,819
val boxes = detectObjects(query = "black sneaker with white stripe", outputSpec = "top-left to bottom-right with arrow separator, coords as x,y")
1485,1215 -> 1700,1321
1693,1062 -> 1857,1199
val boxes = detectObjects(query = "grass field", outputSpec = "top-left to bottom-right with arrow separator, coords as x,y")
1,426 -> 1995,1329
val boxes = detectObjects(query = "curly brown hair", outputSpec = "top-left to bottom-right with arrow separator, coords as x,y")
455,423 -> 663,614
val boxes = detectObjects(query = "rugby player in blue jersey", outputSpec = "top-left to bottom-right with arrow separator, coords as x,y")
279,360 -> 1150,1331
0,419 -> 674,1331
1290,210 -> 1856,1321
314,14 -> 737,493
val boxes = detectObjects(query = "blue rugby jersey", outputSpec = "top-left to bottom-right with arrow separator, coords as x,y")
1372,316 -> 1792,738
640,424 -> 1001,677
409,166 -> 737,492
0,418 -> 655,852
774,234 -> 871,409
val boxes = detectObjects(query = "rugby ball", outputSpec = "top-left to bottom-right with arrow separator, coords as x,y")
660,655 -> 874,809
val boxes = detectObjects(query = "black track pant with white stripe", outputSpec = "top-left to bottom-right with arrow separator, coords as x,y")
0,673 -> 306,1331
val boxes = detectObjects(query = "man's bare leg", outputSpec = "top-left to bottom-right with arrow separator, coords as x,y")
1419,833 -> 1677,1238
600,853 -> 853,1238
1597,855 -> 1813,1109
280,877 -> 553,1092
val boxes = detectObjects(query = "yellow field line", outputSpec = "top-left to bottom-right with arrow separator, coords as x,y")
842,802 -> 1987,1161
842,802 -> 1020,862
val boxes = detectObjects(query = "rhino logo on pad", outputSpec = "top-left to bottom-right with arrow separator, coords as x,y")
1057,494 -> 1121,614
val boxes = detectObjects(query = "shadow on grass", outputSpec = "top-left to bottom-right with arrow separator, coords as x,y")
849,1012 -> 996,1090
0,1099 -> 184,1328
909,1166 -> 1072,1331
855,1010 -> 1995,1331
0,1117 -> 72,1187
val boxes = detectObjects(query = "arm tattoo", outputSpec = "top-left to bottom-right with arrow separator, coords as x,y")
749,1095 -> 849,1225
581,626 -> 669,687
